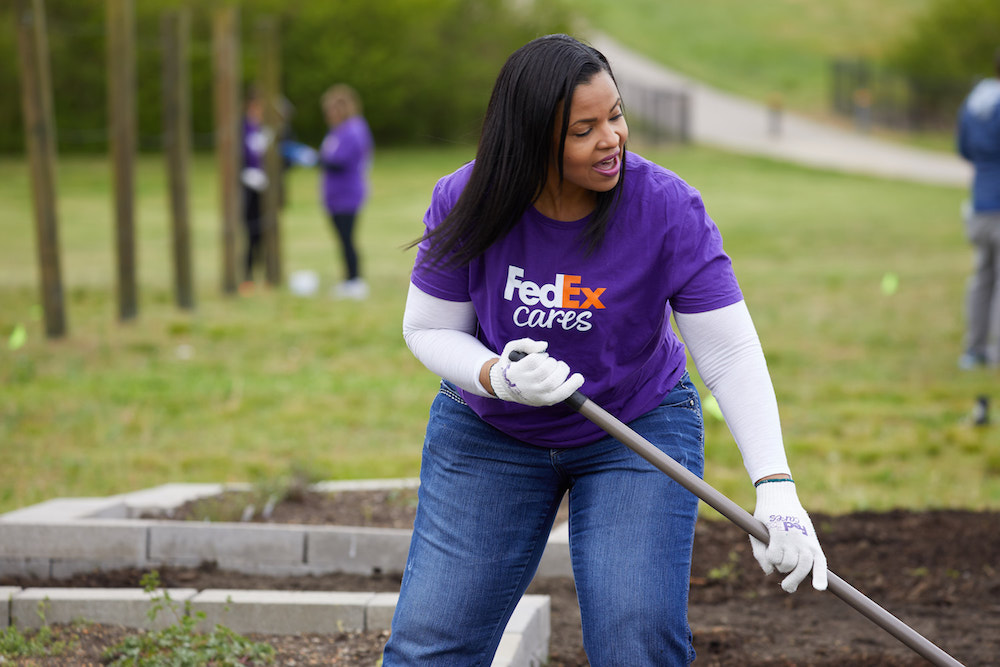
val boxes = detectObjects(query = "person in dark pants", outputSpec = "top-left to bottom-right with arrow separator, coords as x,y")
241,88 -> 270,293
319,84 -> 374,300
957,48 -> 1000,369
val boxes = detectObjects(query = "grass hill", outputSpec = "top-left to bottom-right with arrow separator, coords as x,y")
573,0 -> 932,116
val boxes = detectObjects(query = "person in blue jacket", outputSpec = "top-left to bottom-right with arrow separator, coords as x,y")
957,48 -> 1000,369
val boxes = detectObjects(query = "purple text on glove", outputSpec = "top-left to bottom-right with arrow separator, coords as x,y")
502,365 -> 518,390
769,515 -> 809,536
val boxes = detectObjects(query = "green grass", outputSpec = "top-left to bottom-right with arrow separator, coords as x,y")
2,142 -> 996,518
574,0 -> 931,116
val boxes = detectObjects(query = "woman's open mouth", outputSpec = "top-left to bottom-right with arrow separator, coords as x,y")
593,152 -> 620,176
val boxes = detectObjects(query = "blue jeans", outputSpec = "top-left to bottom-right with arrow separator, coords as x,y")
382,374 -> 705,666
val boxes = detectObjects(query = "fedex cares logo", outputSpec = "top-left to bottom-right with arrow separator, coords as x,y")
502,265 -> 604,332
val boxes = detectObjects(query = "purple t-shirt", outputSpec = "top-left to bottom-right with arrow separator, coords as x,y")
243,119 -> 265,170
411,151 -> 742,447
320,116 -> 374,214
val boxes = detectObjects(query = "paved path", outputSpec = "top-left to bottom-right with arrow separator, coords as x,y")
592,34 -> 972,188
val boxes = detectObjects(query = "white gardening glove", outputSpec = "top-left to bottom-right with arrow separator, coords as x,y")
489,338 -> 584,407
241,167 -> 268,192
751,480 -> 828,593
247,127 -> 274,154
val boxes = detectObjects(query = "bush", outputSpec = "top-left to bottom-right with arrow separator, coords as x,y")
886,0 -> 1000,118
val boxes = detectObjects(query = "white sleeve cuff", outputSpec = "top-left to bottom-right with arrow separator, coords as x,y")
674,301 -> 791,482
402,282 -> 498,397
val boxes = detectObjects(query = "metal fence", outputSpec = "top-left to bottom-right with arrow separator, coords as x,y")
618,79 -> 691,144
830,58 -> 967,132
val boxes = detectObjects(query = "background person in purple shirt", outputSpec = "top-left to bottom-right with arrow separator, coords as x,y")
387,35 -> 828,666
240,87 -> 270,292
319,84 -> 374,300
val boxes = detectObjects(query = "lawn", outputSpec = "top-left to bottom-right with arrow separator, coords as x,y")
2,140 -> 996,518
573,0 -> 932,116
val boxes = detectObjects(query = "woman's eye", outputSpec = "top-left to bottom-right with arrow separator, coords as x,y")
573,129 -> 592,138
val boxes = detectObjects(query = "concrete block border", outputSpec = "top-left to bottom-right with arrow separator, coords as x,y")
0,480 -> 572,579
0,480 -> 560,667
3,587 -> 549,667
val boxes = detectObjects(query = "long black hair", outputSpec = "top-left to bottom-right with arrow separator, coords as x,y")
414,34 -> 626,269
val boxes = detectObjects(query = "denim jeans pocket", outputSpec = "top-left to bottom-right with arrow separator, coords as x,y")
661,371 -> 702,413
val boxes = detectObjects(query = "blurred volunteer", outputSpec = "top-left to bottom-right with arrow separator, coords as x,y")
957,48 -> 1000,369
387,34 -> 827,666
319,83 -> 374,300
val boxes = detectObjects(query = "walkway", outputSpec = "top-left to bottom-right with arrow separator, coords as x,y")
591,34 -> 972,188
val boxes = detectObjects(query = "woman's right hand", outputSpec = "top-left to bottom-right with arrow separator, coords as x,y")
487,338 -> 584,406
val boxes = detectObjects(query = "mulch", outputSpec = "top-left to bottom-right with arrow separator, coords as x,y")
1,488 -> 997,666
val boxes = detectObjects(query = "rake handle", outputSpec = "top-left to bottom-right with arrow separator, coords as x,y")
505,350 -> 965,666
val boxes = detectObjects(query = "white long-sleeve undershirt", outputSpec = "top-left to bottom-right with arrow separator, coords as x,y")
402,282 -> 791,481
674,301 -> 791,481
402,282 -> 497,397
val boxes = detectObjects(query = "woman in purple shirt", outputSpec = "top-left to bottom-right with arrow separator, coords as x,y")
387,34 -> 827,666
319,84 -> 374,300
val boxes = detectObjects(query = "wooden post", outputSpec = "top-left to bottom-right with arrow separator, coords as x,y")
15,0 -> 66,338
213,7 -> 241,295
162,9 -> 195,310
107,0 -> 138,321
257,16 -> 283,287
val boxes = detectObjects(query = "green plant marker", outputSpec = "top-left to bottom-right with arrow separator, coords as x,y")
880,272 -> 899,296
8,324 -> 26,350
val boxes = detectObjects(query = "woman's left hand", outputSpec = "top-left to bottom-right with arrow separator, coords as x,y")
750,480 -> 828,593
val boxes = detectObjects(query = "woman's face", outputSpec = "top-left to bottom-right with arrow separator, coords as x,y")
323,98 -> 348,127
552,70 -> 628,198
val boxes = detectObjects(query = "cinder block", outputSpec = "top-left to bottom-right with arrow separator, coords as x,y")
0,587 -> 21,627
0,498 -> 127,523
117,483 -> 244,519
306,526 -> 411,575
536,540 -> 572,578
311,478 -> 419,493
492,595 -> 550,667
11,587 -> 197,631
148,522 -> 305,567
0,520 -> 147,560
0,557 -> 51,579
189,589 -> 374,635
366,592 -> 398,631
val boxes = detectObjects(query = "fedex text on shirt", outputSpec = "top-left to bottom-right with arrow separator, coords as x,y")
502,265 -> 605,332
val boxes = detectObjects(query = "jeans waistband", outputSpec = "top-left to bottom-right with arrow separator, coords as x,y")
439,379 -> 467,405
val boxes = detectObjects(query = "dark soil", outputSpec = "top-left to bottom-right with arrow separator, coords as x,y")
2,489 -> 997,666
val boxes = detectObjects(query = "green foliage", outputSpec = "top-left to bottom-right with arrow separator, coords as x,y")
103,571 -> 276,666
0,0 -> 571,153
0,600 -> 73,659
886,0 -> 1000,110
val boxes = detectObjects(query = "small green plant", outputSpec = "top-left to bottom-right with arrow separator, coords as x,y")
102,571 -> 276,666
178,463 -> 327,523
707,550 -> 742,584
0,599 -> 73,659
